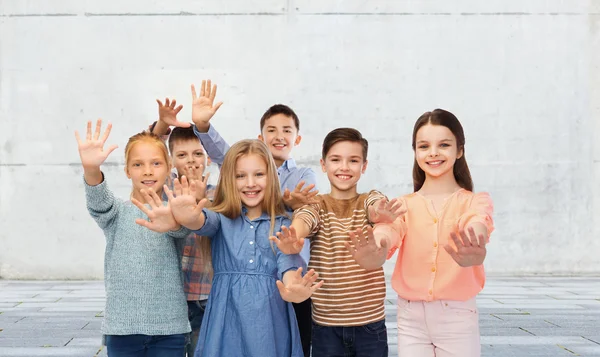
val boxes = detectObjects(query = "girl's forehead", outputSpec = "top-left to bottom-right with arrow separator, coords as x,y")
416,124 -> 456,141
236,153 -> 266,168
129,141 -> 167,158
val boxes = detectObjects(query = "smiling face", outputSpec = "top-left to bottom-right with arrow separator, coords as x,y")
235,153 -> 268,218
320,141 -> 368,199
258,114 -> 301,167
125,141 -> 170,201
414,123 -> 463,181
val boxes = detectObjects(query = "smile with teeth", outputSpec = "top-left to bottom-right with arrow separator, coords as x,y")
243,190 -> 261,198
427,160 -> 445,166
272,143 -> 287,149
336,174 -> 352,181
142,180 -> 157,186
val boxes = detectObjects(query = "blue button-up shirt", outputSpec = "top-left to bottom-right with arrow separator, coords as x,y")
194,124 -> 317,263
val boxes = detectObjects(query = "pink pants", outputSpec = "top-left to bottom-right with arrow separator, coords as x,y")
396,296 -> 480,357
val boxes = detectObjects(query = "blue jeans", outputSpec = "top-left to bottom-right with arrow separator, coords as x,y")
311,320 -> 388,357
105,334 -> 186,357
186,300 -> 207,357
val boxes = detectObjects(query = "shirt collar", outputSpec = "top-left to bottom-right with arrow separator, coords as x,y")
279,158 -> 297,172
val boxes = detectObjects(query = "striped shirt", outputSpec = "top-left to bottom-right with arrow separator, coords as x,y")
294,191 -> 387,326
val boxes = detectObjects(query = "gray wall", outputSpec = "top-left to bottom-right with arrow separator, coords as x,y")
1,0 -> 599,278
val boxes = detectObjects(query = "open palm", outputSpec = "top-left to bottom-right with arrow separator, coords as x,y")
165,176 -> 207,228
74,119 -> 118,168
156,98 -> 189,128
132,189 -> 179,233
191,80 -> 223,127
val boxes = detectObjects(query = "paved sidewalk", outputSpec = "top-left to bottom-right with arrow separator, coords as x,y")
1,275 -> 599,357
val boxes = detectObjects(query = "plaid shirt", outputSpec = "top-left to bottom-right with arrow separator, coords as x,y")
167,171 -> 216,301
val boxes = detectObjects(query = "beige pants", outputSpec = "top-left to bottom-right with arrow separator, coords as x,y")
397,296 -> 481,357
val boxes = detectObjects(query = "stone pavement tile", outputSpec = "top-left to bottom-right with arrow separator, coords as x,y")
0,298 -> 64,303
16,302 -> 105,308
478,327 -> 537,336
39,307 -> 104,312
518,327 -> 600,336
0,337 -> 74,347
0,316 -> 25,324
481,335 -> 591,345
66,337 -> 102,347
482,344 -> 578,357
0,311 -> 101,317
0,347 -> 101,357
0,328 -> 100,339
585,336 -> 600,344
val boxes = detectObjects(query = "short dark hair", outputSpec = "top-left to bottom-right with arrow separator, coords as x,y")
322,128 -> 368,161
168,126 -> 202,154
259,104 -> 300,132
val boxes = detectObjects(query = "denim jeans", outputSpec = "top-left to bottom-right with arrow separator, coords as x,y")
186,300 -> 207,357
105,334 -> 186,357
311,320 -> 388,357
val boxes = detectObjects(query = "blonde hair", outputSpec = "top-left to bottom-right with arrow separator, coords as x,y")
213,139 -> 286,236
124,131 -> 170,167
124,131 -> 171,197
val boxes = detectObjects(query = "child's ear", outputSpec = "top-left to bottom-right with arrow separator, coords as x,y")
320,158 -> 326,173
258,134 -> 264,142
294,135 -> 302,146
457,146 -> 464,160
206,156 -> 212,166
361,160 -> 369,174
124,166 -> 131,179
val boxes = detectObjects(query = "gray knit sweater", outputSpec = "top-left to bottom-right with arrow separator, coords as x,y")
85,177 -> 191,336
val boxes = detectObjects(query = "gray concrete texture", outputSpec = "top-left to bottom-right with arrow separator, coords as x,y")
1,2 -> 599,278
1,272 -> 599,356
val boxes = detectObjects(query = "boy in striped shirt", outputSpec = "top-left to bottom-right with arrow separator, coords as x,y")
272,128 -> 397,357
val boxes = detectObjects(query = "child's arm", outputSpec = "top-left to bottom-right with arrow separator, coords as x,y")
277,268 -> 324,303
190,80 -> 228,166
369,198 -> 406,224
75,120 -> 121,230
152,97 -> 187,136
445,192 -> 494,267
269,203 -> 319,254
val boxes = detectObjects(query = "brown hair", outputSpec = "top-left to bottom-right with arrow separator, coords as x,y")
211,139 -> 286,238
168,126 -> 201,153
411,109 -> 473,192
259,104 -> 300,132
322,127 -> 368,161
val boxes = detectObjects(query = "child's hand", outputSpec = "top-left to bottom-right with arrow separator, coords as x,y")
166,176 -> 207,230
445,227 -> 487,267
191,80 -> 223,131
74,119 -> 118,169
181,165 -> 210,202
277,268 -> 324,303
282,181 -> 319,211
344,226 -> 388,271
132,189 -> 180,233
369,198 -> 406,224
269,226 -> 305,255
156,98 -> 189,128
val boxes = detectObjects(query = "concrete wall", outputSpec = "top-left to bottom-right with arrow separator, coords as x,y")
1,0 -> 599,278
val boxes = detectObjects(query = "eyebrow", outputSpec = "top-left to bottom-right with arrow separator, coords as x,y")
416,139 -> 453,144
266,125 -> 293,129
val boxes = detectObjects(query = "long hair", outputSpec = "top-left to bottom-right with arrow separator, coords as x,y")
211,139 -> 286,237
411,109 -> 473,192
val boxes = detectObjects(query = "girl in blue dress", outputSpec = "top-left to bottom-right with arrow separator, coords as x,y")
158,139 -> 323,357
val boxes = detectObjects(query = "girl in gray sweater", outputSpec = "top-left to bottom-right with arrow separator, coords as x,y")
75,119 -> 191,356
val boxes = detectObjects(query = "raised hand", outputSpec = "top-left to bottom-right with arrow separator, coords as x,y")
277,268 -> 324,303
344,226 -> 388,271
156,97 -> 189,128
282,181 -> 319,211
181,165 -> 210,201
269,226 -> 305,255
165,176 -> 207,230
74,119 -> 118,169
369,198 -> 406,224
191,79 -> 223,131
445,227 -> 487,267
132,188 -> 180,233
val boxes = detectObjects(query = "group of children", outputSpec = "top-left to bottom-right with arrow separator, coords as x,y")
76,79 -> 494,357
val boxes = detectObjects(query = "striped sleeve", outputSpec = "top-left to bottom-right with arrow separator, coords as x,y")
293,202 -> 321,237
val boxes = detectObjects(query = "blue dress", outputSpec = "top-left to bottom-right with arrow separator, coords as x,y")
192,207 -> 305,357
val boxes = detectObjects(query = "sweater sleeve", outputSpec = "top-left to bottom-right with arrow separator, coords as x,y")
293,202 -> 321,238
84,175 -> 121,237
276,217 -> 307,278
457,192 -> 495,240
373,197 -> 408,259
